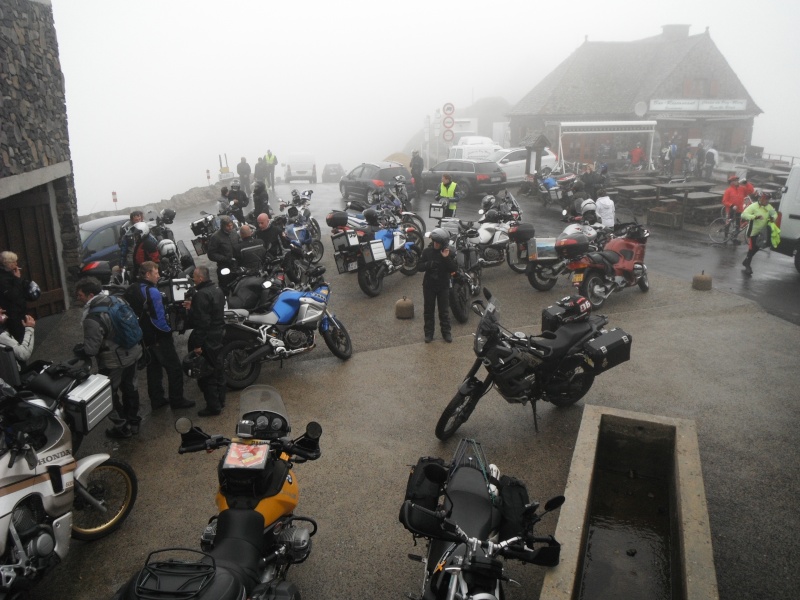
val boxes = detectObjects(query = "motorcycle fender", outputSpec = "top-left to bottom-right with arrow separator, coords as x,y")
458,376 -> 483,396
52,512 -> 73,561
75,453 -> 111,486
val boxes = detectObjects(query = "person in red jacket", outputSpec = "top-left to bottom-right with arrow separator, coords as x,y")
721,175 -> 743,244
629,143 -> 645,166
737,177 -> 755,208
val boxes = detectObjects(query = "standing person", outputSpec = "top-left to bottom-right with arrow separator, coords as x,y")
594,188 -> 616,228
410,150 -> 424,198
226,180 -> 249,223
119,210 -> 144,270
237,157 -> 252,195
704,145 -> 718,180
581,164 -> 603,199
254,156 -> 268,186
0,309 -> 35,366
234,224 -> 267,269
184,266 -> 226,416
123,261 -> 194,411
255,213 -> 287,258
629,143 -> 644,167
252,180 -> 272,217
217,186 -> 230,217
436,174 -> 459,218
73,277 -> 142,439
264,150 -> 278,191
419,228 -> 457,344
695,142 -> 706,177
207,216 -> 241,289
130,222 -> 160,270
721,175 -> 743,244
0,251 -> 32,343
738,177 -> 755,204
740,191 -> 778,275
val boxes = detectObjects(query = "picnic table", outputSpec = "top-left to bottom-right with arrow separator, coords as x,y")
674,191 -> 723,225
745,166 -> 789,185
653,181 -> 717,201
612,184 -> 658,215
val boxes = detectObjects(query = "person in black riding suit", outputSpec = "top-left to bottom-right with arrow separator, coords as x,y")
419,228 -> 457,344
226,179 -> 249,223
252,181 -> 271,217
410,150 -> 424,197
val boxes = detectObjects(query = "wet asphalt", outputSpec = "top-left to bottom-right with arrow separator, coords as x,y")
26,183 -> 800,600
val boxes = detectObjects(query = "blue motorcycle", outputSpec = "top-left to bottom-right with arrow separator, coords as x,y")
220,265 -> 352,389
282,207 -> 324,264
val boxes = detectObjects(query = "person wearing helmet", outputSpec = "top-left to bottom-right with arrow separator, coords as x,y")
131,222 -> 160,270
236,157 -> 252,195
594,188 -> 615,228
740,191 -> 778,275
435,174 -> 460,217
580,199 -> 598,225
252,180 -> 271,217
227,178 -> 249,222
722,175 -> 743,244
419,228 -> 457,343
410,150 -> 424,197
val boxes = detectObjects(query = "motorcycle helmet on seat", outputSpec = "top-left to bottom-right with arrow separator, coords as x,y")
291,189 -> 301,201
483,208 -> 500,223
481,195 -> 496,211
580,199 -> 597,215
157,238 -> 178,257
363,208 -> 380,226
556,294 -> 592,324
394,174 -> 406,185
160,208 -> 176,224
300,189 -> 313,201
429,227 -> 450,246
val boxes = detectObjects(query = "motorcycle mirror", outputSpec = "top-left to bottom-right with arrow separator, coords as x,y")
424,231 -> 432,238
175,417 -> 193,434
305,421 -> 323,440
544,495 -> 566,513
423,463 -> 449,485
262,280 -> 273,290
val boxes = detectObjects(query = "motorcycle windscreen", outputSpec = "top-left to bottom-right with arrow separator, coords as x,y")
238,384 -> 290,432
271,290 -> 304,324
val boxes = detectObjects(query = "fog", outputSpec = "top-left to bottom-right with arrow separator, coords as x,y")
50,0 -> 800,215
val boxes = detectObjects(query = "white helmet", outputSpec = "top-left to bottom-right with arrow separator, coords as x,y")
157,238 -> 177,257
580,199 -> 597,215
131,222 -> 150,237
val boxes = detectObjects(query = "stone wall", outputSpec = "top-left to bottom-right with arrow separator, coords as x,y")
0,0 -> 71,177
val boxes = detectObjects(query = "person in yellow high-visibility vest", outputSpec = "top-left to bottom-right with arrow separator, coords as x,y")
437,174 -> 459,217
264,150 -> 278,191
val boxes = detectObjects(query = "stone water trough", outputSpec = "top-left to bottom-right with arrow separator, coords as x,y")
540,405 -> 718,600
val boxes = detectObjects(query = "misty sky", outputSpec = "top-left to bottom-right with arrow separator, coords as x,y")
50,0 -> 800,214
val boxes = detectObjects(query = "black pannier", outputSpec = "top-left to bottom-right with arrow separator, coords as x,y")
507,222 -> 535,242
584,328 -> 632,372
398,456 -> 445,538
497,475 -> 531,542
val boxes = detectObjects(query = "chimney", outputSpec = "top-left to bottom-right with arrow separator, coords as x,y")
661,24 -> 691,38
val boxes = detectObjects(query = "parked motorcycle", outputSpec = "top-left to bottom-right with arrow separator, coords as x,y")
446,208 -> 532,275
346,187 -> 426,235
220,265 -> 352,389
279,204 -> 324,264
433,221 -> 483,324
114,385 -> 322,600
285,189 -> 322,241
520,171 -> 576,209
435,288 -> 632,439
560,221 -> 650,308
0,363 -> 137,598
327,211 -> 422,298
399,438 -> 564,600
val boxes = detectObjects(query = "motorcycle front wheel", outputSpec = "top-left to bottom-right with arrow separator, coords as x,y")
309,240 -> 325,264
322,316 -> 353,360
402,214 -> 426,236
435,389 -> 482,441
399,245 -> 422,276
72,458 -> 138,541
527,263 -> 559,291
506,242 -> 527,274
222,340 -> 263,389
357,265 -> 384,297
449,279 -> 470,324
404,229 -> 425,250
579,272 -> 607,308
309,218 -> 322,241
638,270 -> 650,292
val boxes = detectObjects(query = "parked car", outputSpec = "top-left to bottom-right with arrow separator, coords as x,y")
489,147 -> 558,183
284,152 -> 317,183
322,163 -> 346,183
420,159 -> 507,198
339,161 -> 417,201
79,215 -> 128,267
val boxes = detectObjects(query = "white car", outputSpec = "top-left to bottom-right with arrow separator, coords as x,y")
284,152 -> 317,184
490,147 -> 557,183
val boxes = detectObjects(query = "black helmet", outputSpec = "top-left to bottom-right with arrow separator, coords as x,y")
481,195 -> 496,211
429,227 -> 450,246
555,295 -> 591,323
182,353 -> 212,379
230,178 -> 241,191
291,189 -> 300,200
160,208 -> 176,224
484,208 -> 499,223
364,208 -> 380,226
254,181 -> 266,193
571,180 -> 584,191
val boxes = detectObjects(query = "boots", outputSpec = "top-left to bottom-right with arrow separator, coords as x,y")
742,256 -> 753,275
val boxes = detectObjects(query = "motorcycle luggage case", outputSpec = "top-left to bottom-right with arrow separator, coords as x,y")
190,215 -> 216,236
398,456 -> 445,538
584,328 -> 632,372
429,202 -> 446,219
64,374 -> 114,434
507,222 -> 535,242
326,210 -> 349,228
555,231 -> 589,259
168,278 -> 192,303
541,304 -> 566,333
331,229 -> 359,252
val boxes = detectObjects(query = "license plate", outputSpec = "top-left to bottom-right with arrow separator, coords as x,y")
347,261 -> 358,272
572,272 -> 584,283
491,176 -> 501,182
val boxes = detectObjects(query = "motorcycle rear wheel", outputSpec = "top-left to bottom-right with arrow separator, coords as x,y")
579,272 -> 607,308
449,279 -> 470,324
72,458 -> 138,541
222,340 -> 263,389
527,263 -> 559,291
357,265 -> 384,297
404,229 -> 425,250
506,242 -> 527,274
435,390 -> 481,441
399,245 -> 422,276
545,367 -> 595,408
322,316 -> 353,360
309,240 -> 325,264
402,214 -> 426,236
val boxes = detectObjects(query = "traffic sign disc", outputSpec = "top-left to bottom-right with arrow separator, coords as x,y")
443,130 -> 455,142
442,116 -> 455,129
442,103 -> 455,116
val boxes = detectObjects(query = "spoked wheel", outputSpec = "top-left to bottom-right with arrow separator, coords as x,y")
221,339 -> 262,389
322,316 -> 353,359
449,279 -> 470,324
527,263 -> 559,291
708,217 -> 729,244
309,218 -> 322,241
309,240 -> 324,264
399,245 -> 422,276
72,458 -> 138,541
435,388 -> 482,441
579,272 -> 607,309
506,242 -> 527,274
402,214 -> 426,236
357,265 -> 384,297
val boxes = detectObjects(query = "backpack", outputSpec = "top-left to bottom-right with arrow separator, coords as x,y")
398,456 -> 446,538
497,475 -> 531,541
89,295 -> 143,350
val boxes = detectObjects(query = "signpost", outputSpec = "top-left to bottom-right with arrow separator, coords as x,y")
112,191 -> 117,206
442,103 -> 455,146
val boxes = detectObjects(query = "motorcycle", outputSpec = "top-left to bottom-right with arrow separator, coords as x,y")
434,288 -> 632,439
114,385 -> 322,600
520,171 -> 576,209
220,265 -> 352,389
0,362 -> 137,598
432,221 -> 483,324
284,189 -> 322,241
399,438 -> 564,600
346,187 -> 426,236
279,204 -> 324,264
327,211 -> 422,298
458,208 -> 532,275
389,174 -> 412,211
560,221 -> 650,308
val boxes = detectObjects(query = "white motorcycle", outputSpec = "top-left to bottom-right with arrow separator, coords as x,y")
0,361 -> 137,598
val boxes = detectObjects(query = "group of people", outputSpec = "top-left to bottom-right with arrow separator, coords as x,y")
721,174 -> 777,275
0,251 -> 38,365
237,151 -> 279,195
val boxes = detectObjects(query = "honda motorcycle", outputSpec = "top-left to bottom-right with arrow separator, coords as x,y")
220,265 -> 352,389
0,363 -> 137,598
445,209 -> 532,275
114,385 -> 322,600
400,438 -> 564,600
560,221 -> 650,308
435,288 -> 632,440
327,211 -> 422,298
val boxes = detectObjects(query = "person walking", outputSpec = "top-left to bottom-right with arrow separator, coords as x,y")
264,150 -> 278,191
436,174 -> 459,218
184,266 -> 226,416
207,215 -> 241,289
74,277 -> 142,439
237,157 -> 252,195
740,191 -> 778,276
419,228 -> 457,344
410,150 -> 424,198
124,261 -> 194,412
0,309 -> 35,366
0,251 -> 33,343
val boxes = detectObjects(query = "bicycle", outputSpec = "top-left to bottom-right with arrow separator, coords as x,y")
708,212 -> 749,245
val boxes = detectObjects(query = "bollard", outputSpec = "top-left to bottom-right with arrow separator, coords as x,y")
692,270 -> 712,291
395,296 -> 414,319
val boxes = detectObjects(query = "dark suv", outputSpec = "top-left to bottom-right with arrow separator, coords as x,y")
421,159 -> 507,198
339,161 -> 417,201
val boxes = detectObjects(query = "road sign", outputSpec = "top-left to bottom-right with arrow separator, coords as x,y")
442,102 -> 455,116
443,130 -> 454,142
442,116 -> 454,129
112,191 -> 117,204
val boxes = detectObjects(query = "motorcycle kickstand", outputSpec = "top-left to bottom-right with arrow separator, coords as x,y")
532,400 -> 539,433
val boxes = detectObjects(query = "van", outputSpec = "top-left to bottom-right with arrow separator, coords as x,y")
284,153 -> 317,184
776,164 -> 800,273
448,143 -> 503,161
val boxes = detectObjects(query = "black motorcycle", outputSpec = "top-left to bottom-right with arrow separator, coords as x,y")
434,222 -> 482,324
435,289 -> 632,439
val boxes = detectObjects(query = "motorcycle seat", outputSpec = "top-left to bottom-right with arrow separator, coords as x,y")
530,322 -> 595,358
209,509 -> 266,594
589,251 -> 620,265
445,467 -> 502,540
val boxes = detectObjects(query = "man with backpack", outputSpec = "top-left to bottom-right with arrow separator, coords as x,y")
74,277 -> 143,439
124,262 -> 194,412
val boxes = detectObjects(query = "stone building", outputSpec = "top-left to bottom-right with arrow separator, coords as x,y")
508,25 -> 762,167
1,0 -> 80,316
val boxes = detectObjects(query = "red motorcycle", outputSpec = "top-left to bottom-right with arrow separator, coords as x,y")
556,222 -> 650,308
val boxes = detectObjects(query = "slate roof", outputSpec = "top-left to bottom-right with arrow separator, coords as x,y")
509,30 -> 761,118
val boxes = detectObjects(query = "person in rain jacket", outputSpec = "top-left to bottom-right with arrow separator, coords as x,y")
740,191 -> 778,275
